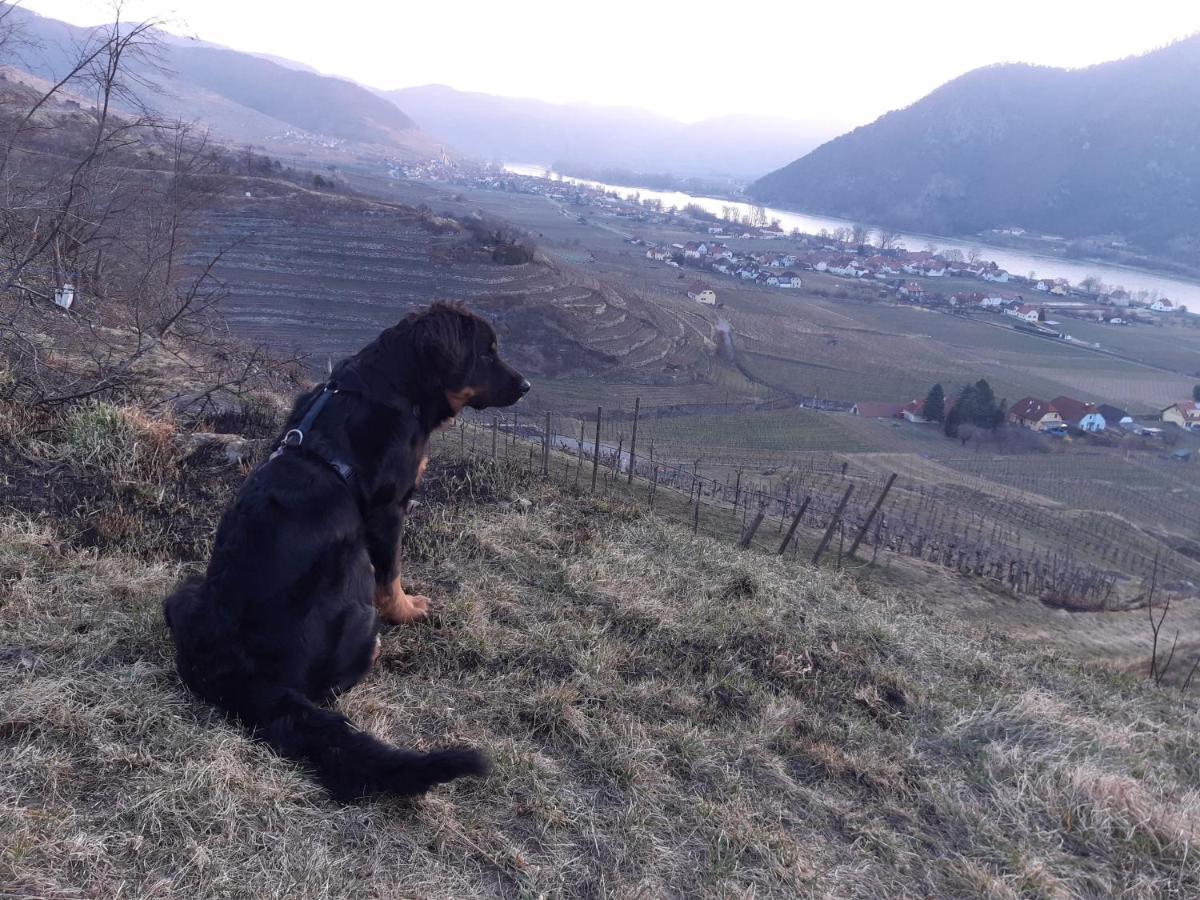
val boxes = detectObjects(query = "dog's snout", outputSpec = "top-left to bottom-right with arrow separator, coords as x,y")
518,379 -> 531,395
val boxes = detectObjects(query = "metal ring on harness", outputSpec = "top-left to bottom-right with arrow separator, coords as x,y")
281,428 -> 304,447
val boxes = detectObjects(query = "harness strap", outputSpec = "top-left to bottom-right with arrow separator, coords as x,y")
268,377 -> 422,485
270,383 -> 356,483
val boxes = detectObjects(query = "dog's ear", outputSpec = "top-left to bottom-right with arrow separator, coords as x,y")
409,304 -> 477,387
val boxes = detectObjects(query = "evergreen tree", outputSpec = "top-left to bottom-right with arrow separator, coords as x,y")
973,379 -> 997,426
923,383 -> 946,423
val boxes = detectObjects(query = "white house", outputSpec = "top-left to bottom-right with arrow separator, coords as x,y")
645,247 -> 670,261
1162,401 -> 1200,431
688,281 -> 717,305
778,272 -> 803,289
1004,303 -> 1040,323
1150,298 -> 1175,312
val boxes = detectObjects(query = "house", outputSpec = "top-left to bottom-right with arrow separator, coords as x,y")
829,258 -> 866,277
1004,304 -> 1040,323
899,281 -> 925,299
1097,404 -> 1132,430
1150,298 -> 1175,313
777,272 -> 803,289
899,396 -> 954,423
900,399 -> 930,423
982,268 -> 1011,283
1162,400 -> 1200,431
1051,396 -> 1106,432
1008,397 -> 1064,431
850,402 -> 904,419
708,244 -> 733,261
979,294 -> 1007,308
683,241 -> 707,259
687,280 -> 717,305
645,246 -> 670,261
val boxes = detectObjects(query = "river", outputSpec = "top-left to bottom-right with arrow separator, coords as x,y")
504,163 -> 1200,308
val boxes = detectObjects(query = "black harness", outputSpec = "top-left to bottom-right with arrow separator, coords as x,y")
269,374 -> 421,484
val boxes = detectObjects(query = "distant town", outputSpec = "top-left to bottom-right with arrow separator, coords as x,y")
435,164 -> 1200,450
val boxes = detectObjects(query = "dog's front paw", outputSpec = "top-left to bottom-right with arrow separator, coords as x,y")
374,583 -> 431,625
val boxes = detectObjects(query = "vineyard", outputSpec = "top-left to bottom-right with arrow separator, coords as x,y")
453,399 -> 1200,611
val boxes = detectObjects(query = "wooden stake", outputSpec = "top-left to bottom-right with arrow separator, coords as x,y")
778,496 -> 811,555
627,397 -> 639,484
591,406 -> 602,493
812,484 -> 854,565
847,473 -> 897,559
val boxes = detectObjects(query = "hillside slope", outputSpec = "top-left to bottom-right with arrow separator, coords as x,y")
3,6 -> 443,158
749,36 -> 1200,258
384,84 -> 831,179
1,393 -> 1199,897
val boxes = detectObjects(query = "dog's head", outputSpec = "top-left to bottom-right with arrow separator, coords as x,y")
407,302 -> 530,415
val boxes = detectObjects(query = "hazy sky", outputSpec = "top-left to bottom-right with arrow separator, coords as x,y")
19,0 -> 1200,128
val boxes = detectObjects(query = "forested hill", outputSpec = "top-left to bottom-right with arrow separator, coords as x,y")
748,35 -> 1200,260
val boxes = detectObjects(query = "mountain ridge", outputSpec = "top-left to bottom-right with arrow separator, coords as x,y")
748,35 -> 1200,260
383,82 -> 836,179
1,6 -> 443,159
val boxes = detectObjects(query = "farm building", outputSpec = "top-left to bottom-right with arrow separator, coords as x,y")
1051,396 -> 1106,432
1161,400 -> 1200,431
850,402 -> 904,419
686,281 -> 717,306
1008,397 -> 1064,431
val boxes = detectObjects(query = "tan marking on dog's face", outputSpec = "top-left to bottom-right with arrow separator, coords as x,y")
445,386 -> 478,414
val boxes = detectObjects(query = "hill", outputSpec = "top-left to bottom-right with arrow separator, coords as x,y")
1,6 -> 443,159
748,36 -> 1200,260
383,84 -> 832,179
2,372 -> 1200,895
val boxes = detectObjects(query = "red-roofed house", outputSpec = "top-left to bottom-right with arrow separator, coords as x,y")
1162,400 -> 1200,431
1050,396 -> 1106,432
1008,397 -> 1063,431
851,401 -> 904,419
687,281 -> 717,305
1004,303 -> 1040,323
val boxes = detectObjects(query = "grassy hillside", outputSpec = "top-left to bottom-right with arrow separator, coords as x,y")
2,397 -> 1200,898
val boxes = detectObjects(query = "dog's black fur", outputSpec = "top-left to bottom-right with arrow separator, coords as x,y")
163,302 -> 528,800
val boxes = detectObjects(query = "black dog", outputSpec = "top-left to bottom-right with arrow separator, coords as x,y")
164,302 -> 529,800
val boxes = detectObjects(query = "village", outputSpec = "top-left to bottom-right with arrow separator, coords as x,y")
850,392 -> 1200,457
448,164 -> 1190,329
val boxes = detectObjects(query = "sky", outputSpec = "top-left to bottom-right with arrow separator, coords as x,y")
18,0 -> 1200,129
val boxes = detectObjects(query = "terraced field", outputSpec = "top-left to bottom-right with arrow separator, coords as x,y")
186,193 -> 753,412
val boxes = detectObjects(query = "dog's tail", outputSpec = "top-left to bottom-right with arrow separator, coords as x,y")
244,684 -> 489,801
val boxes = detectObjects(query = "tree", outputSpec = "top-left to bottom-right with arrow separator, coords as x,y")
876,229 -> 902,250
850,223 -> 871,247
923,383 -> 945,423
967,247 -> 982,265
1193,384 -> 1200,403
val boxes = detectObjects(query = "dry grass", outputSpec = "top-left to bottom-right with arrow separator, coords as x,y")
2,412 -> 1200,897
